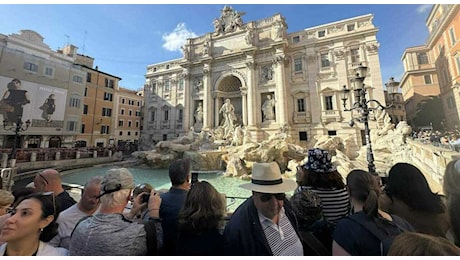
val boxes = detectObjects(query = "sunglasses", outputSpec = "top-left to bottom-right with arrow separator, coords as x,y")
36,172 -> 49,185
259,193 -> 286,202
7,191 -> 56,216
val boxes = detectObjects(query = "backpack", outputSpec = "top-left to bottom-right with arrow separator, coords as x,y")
346,213 -> 407,256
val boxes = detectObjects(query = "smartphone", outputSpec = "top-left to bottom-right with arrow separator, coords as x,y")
141,193 -> 150,203
191,172 -> 199,185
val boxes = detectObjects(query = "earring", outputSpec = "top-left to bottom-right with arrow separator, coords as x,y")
40,228 -> 44,232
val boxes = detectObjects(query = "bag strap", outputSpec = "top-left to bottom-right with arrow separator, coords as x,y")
299,231 -> 331,256
346,213 -> 406,255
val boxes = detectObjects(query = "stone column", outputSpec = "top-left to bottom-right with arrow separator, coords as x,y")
241,88 -> 248,126
1,153 -> 8,168
30,152 -> 37,162
273,54 -> 287,124
213,92 -> 220,127
181,69 -> 191,130
55,151 -> 61,161
203,64 -> 212,130
245,59 -> 256,127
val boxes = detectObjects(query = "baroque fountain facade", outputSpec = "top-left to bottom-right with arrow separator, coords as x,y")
136,6 -> 414,180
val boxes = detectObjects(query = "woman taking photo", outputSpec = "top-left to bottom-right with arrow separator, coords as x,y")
0,192 -> 68,256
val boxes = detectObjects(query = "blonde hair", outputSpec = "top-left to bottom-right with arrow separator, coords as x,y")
0,190 -> 14,206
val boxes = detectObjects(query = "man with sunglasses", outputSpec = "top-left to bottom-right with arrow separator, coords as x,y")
223,161 -> 304,255
34,169 -> 76,213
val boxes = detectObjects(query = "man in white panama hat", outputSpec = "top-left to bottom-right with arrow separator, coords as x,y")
223,161 -> 304,255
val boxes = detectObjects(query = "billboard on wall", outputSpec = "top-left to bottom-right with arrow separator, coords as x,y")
0,76 -> 67,128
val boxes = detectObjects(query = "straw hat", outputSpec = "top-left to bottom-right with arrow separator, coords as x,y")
240,161 -> 297,193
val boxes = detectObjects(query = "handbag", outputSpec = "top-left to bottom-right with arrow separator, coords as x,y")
0,99 -> 14,112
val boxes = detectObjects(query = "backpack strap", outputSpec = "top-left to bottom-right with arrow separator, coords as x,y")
299,231 -> 331,256
346,213 -> 404,256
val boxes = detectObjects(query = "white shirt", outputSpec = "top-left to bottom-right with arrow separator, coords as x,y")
48,204 -> 91,249
0,241 -> 68,256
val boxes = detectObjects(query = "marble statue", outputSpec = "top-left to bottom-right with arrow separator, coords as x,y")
219,98 -> 236,138
262,95 -> 276,121
194,102 -> 203,129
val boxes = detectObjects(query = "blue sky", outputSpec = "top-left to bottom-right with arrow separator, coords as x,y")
0,4 -> 434,90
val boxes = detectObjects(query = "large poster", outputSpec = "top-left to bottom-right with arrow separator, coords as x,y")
0,76 -> 67,127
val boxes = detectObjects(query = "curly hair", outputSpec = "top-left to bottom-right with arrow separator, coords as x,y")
177,181 -> 226,235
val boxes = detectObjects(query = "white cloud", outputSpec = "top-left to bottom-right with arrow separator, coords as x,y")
162,23 -> 197,52
416,4 -> 432,14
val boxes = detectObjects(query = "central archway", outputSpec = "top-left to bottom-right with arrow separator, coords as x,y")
214,75 -> 244,127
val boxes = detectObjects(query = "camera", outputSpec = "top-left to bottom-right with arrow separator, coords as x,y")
191,172 -> 199,185
141,193 -> 150,203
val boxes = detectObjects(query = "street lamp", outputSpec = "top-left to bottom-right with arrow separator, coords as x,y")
3,115 -> 31,167
340,63 -> 399,175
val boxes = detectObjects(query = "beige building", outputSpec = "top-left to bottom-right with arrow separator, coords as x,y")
0,30 -> 86,148
115,87 -> 143,149
401,4 -> 460,130
384,91 -> 406,125
142,6 -> 387,150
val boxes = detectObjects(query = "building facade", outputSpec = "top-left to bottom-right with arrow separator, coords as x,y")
402,4 -> 460,130
142,6 -> 387,150
114,87 -> 143,151
384,91 -> 406,125
0,30 -> 86,148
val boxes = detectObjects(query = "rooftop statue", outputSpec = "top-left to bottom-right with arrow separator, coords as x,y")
213,5 -> 246,35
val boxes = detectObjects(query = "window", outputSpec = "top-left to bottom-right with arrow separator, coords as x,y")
104,92 -> 113,101
129,110 -> 132,116
320,53 -> 330,68
150,111 -> 155,121
325,96 -> 333,110
350,48 -> 360,63
292,36 -> 300,43
69,96 -> 81,108
24,62 -> 38,72
101,125 -> 110,134
417,52 -> 429,64
137,101 -> 140,106
66,121 -> 78,132
178,79 -> 184,91
105,78 -> 114,88
164,80 -> 170,92
136,110 -> 141,117
83,104 -> 88,114
119,131 -> 123,136
318,30 -> 325,38
118,120 -> 124,127
424,75 -> 432,84
136,121 -> 139,127
164,110 -> 169,121
178,109 -> 183,121
121,98 -> 125,104
135,132 -> 138,136
44,67 -> 53,77
73,75 -> 83,83
328,130 -> 337,136
84,88 -> 88,97
297,98 -> 305,112
81,124 -> 85,133
347,24 -> 355,31
456,56 -> 460,74
121,109 -> 125,115
449,27 -> 456,45
128,131 -> 131,136
294,58 -> 302,72
299,131 -> 308,141
102,108 -> 112,117
86,72 -> 92,82
128,121 -> 132,127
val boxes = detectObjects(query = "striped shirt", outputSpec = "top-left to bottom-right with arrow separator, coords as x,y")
297,186 -> 350,227
258,207 -> 303,256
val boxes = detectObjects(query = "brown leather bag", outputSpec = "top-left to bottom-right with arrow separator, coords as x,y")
0,100 -> 13,112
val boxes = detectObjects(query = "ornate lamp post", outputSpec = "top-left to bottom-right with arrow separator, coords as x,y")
3,115 -> 31,167
340,63 -> 399,175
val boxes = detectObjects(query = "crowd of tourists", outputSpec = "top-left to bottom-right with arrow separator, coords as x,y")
0,149 -> 459,256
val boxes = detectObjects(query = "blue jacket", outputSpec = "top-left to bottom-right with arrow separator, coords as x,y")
223,196 -> 302,256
